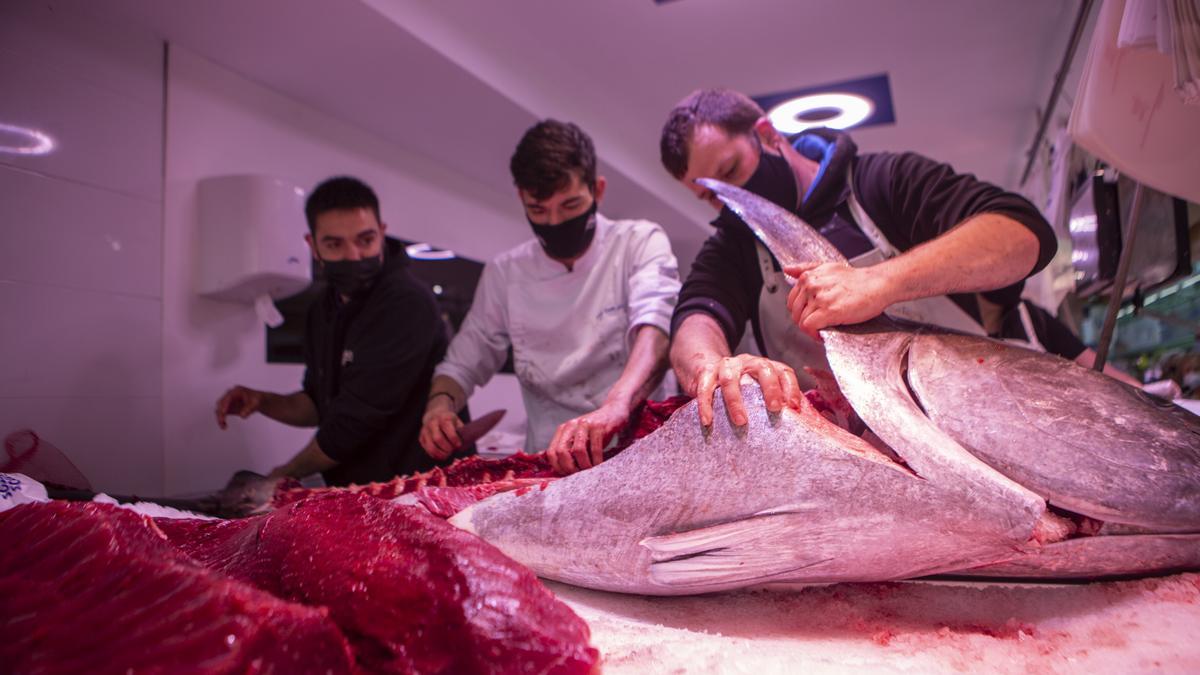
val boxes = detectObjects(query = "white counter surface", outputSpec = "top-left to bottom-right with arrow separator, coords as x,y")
550,573 -> 1200,673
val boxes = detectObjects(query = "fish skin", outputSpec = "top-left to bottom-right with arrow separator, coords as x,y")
905,330 -> 1200,529
452,383 -> 1041,595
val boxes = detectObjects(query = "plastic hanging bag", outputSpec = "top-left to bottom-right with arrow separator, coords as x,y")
0,473 -> 49,513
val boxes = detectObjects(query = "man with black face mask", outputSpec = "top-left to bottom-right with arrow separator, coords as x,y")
215,176 -> 456,485
659,88 -> 1059,429
419,120 -> 681,475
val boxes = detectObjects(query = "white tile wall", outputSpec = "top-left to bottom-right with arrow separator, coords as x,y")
0,281 -> 162,399
0,165 -> 162,297
0,51 -> 163,201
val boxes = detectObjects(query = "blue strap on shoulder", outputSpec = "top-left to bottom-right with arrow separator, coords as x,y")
792,133 -> 835,205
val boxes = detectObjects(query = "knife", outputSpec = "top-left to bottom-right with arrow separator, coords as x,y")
457,409 -> 506,448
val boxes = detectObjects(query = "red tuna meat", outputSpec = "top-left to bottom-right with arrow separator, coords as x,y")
0,501 -> 355,675
159,492 -> 599,674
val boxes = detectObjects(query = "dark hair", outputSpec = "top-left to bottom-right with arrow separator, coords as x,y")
304,176 -> 381,233
660,88 -> 764,179
509,120 -> 597,201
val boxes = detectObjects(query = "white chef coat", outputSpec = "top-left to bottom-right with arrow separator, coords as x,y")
435,214 -> 681,452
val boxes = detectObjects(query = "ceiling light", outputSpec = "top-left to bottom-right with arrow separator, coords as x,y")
0,122 -> 56,155
767,93 -> 875,135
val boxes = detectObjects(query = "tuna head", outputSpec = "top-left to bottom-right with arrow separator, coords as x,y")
450,383 -> 1042,596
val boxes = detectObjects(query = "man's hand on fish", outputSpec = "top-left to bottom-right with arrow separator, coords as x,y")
215,385 -> 266,429
420,407 -> 464,461
546,403 -> 628,475
784,262 -> 892,338
692,354 -> 803,428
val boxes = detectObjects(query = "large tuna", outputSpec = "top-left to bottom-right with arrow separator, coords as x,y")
450,179 -> 1200,594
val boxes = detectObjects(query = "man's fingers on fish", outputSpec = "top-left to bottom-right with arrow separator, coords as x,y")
547,426 -> 566,467
551,434 -> 577,474
798,296 -> 823,332
571,425 -> 591,470
786,277 -> 804,313
801,308 -> 830,340
589,426 -> 604,468
789,282 -> 816,325
782,366 -> 804,411
783,262 -> 820,278
546,446 -> 563,475
754,363 -> 785,412
718,366 -> 749,426
715,372 -> 744,425
695,363 -> 719,427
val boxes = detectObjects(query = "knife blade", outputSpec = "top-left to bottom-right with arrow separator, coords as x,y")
458,409 -> 506,447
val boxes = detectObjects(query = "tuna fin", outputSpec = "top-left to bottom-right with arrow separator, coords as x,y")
641,511 -> 848,587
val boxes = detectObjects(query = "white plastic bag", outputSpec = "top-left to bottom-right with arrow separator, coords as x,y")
0,473 -> 49,513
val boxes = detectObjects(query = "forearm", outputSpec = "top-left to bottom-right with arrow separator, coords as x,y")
425,375 -> 468,415
272,436 -> 337,479
258,391 -> 319,427
670,314 -> 732,397
876,214 -> 1041,305
603,325 -> 670,412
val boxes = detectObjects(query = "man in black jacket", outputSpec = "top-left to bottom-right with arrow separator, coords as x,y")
215,176 -> 456,485
659,88 -> 1059,428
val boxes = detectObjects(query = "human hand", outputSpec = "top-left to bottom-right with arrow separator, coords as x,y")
419,407 -> 463,461
784,262 -> 893,339
546,403 -> 630,475
216,386 -> 266,429
690,354 -> 803,428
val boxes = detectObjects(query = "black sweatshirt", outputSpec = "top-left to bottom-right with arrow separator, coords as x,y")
672,129 -> 1058,354
303,238 -> 456,486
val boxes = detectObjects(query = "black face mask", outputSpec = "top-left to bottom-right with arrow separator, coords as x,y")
740,138 -> 799,213
321,254 -> 383,298
528,200 -> 597,260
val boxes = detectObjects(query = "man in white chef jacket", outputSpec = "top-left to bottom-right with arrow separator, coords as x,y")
419,119 -> 681,474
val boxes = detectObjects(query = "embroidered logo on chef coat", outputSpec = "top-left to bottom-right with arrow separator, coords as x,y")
595,304 -> 624,320
341,349 -> 354,367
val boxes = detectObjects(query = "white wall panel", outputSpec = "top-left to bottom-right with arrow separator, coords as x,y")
0,56 -> 163,201
0,165 -> 162,298
0,281 -> 162,399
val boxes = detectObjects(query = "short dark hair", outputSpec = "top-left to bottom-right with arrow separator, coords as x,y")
660,88 -> 764,179
304,176 -> 380,233
509,120 -> 597,201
